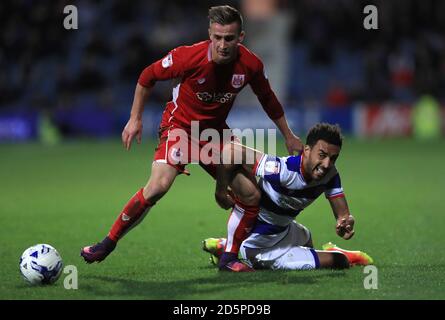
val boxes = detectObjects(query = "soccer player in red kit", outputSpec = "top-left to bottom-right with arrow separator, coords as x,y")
81,5 -> 302,271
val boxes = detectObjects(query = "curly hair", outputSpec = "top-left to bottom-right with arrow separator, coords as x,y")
306,123 -> 343,148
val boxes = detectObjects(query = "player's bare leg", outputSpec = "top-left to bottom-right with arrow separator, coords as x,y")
316,251 -> 350,269
141,162 -> 179,203
81,162 -> 178,263
204,239 -> 349,270
217,168 -> 260,272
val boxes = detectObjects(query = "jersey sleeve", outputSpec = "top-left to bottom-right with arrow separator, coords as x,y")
254,154 -> 298,187
249,60 -> 284,120
324,173 -> 345,199
138,46 -> 188,88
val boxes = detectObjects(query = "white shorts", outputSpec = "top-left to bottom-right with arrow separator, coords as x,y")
240,221 -> 320,270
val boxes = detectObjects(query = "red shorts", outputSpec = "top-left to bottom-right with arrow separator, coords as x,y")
153,113 -> 235,178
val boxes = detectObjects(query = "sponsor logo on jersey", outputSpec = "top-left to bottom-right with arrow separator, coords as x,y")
197,78 -> 206,84
162,53 -> 173,68
277,196 -> 303,209
196,92 -> 236,104
231,74 -> 245,88
265,160 -> 280,175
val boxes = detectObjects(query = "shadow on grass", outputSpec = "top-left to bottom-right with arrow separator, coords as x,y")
82,270 -> 347,299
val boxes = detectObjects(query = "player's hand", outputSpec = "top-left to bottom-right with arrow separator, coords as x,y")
336,215 -> 355,240
285,133 -> 303,155
215,189 -> 235,210
122,118 -> 143,150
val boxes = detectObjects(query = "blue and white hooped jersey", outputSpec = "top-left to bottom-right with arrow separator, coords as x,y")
244,153 -> 344,249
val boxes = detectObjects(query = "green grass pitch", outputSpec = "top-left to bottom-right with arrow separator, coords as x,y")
1,138 -> 444,300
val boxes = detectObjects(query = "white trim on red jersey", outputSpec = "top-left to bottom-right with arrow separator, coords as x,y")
168,83 -> 181,123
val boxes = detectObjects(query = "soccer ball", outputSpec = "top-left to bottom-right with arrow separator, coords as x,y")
19,244 -> 63,285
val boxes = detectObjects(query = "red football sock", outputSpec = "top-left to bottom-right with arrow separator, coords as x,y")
224,201 -> 259,254
108,188 -> 154,242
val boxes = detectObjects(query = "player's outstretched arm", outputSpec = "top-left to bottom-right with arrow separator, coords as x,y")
122,84 -> 153,150
328,196 -> 355,240
215,143 -> 263,209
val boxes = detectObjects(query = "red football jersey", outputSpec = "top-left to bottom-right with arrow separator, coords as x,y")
138,40 -> 284,130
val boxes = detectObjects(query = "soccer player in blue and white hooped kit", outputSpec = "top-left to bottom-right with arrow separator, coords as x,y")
204,123 -> 373,270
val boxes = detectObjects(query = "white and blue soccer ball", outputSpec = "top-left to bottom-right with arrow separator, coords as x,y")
19,244 -> 63,285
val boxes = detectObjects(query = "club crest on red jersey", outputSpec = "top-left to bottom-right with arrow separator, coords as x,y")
231,74 -> 245,89
170,147 -> 183,163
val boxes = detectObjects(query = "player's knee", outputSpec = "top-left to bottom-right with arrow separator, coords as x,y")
234,178 -> 261,205
237,187 -> 260,206
143,178 -> 172,202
